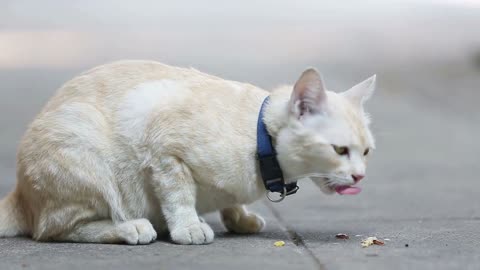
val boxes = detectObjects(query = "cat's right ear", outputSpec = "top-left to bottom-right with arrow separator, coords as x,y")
289,68 -> 327,120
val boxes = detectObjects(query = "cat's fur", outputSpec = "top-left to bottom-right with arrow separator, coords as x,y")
0,60 -> 376,245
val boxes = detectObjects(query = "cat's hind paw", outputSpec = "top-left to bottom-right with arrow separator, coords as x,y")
170,222 -> 214,245
117,219 -> 157,245
221,209 -> 266,234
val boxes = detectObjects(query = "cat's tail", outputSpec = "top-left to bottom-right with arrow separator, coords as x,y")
0,191 -> 28,238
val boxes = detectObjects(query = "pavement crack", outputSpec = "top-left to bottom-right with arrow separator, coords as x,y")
263,200 -> 326,270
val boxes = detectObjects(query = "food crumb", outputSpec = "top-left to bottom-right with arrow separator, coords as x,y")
373,239 -> 385,246
335,233 -> 349,240
274,241 -> 285,247
361,237 -> 385,248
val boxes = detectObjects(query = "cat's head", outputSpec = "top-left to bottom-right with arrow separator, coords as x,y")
272,68 -> 376,195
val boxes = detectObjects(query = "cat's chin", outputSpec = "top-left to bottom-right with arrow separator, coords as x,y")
312,178 -> 336,195
320,185 -> 337,195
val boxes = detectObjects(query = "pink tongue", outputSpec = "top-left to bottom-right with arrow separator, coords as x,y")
335,186 -> 362,195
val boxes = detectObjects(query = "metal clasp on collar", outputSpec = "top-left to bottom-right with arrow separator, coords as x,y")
265,186 -> 300,203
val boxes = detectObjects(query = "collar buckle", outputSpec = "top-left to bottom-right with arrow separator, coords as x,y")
257,96 -> 299,202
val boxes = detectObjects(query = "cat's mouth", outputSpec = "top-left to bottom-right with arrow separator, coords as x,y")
330,185 -> 362,195
288,173 -> 362,195
321,177 -> 362,195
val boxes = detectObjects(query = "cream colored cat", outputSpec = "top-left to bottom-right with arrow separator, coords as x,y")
0,60 -> 376,245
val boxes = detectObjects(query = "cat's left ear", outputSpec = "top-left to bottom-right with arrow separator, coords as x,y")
289,68 -> 327,119
342,74 -> 376,106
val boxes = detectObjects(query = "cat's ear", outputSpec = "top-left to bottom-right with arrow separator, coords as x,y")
289,68 -> 327,119
342,75 -> 376,105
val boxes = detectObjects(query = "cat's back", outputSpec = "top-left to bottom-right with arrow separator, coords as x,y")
40,60 -> 221,112
20,60 -> 267,153
40,60 -> 265,114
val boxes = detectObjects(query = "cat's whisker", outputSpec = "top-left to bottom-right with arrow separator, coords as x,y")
328,175 -> 353,184
286,173 -> 331,182
286,173 -> 352,186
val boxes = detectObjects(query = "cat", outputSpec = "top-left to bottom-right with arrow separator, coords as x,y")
0,60 -> 376,245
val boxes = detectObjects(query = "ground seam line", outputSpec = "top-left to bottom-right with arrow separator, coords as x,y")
263,200 -> 326,270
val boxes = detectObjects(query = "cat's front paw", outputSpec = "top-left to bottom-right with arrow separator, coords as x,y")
222,211 -> 266,234
170,222 -> 214,245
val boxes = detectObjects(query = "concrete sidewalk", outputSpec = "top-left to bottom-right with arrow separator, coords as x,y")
0,67 -> 479,270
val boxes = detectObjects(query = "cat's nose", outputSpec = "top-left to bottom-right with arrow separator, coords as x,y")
352,174 -> 365,183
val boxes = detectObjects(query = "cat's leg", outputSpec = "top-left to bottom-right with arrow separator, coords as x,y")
54,219 -> 157,245
151,156 -> 214,245
220,205 -> 265,234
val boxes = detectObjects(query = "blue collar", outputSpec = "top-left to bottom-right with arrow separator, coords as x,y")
257,96 -> 299,200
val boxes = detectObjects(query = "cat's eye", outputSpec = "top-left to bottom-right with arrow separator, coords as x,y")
364,148 -> 370,156
332,145 -> 349,156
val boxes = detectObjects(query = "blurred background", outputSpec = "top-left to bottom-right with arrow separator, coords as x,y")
1,1 -> 480,268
